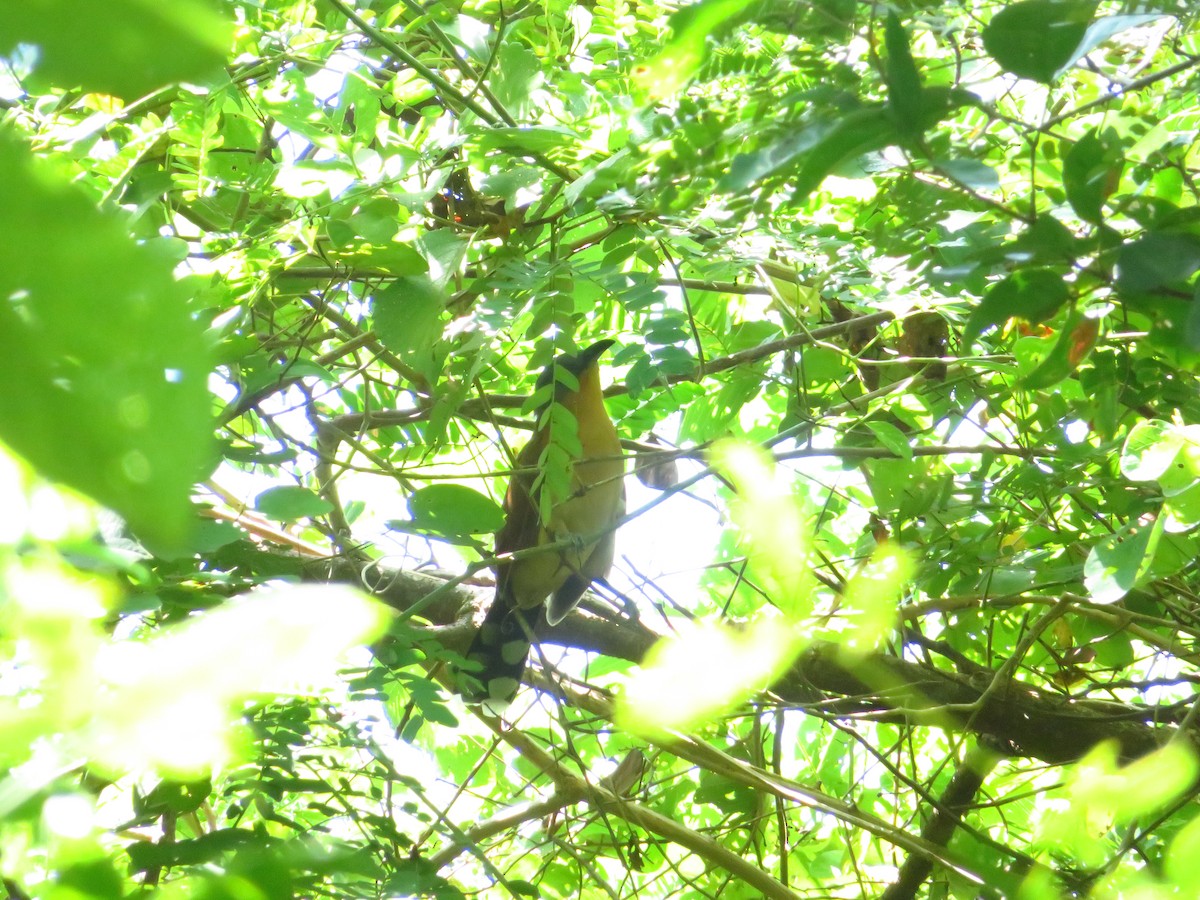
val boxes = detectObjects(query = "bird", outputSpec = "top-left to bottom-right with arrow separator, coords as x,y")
461,340 -> 625,708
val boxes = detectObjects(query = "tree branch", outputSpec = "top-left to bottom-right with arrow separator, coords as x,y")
304,556 -> 1195,766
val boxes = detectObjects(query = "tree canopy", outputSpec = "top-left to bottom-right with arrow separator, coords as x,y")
4,0 -> 1200,897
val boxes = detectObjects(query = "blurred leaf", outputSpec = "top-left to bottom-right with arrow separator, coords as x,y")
187,519 -> 246,553
1063,128 -> 1124,224
1167,809 -> 1200,892
864,420 -> 913,461
793,106 -> 898,199
982,1 -> 1096,84
254,486 -> 334,521
89,584 -> 389,776
965,269 -> 1071,344
636,0 -> 758,97
1116,232 -> 1200,294
57,858 -> 125,899
372,275 -> 447,379
0,130 -> 213,555
1052,741 -> 1198,848
405,484 -> 505,536
884,14 -> 923,137
0,564 -> 388,778
835,544 -> 914,652
711,441 -> 812,612
615,618 -> 803,739
0,0 -> 230,98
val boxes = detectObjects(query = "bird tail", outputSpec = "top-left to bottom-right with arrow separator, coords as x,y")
460,590 -> 533,709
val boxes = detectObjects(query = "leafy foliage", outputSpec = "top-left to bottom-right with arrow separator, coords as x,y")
4,0 -> 1200,897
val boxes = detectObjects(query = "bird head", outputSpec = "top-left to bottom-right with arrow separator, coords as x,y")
534,339 -> 616,400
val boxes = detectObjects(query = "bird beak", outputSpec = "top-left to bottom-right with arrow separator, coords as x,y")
578,339 -> 616,368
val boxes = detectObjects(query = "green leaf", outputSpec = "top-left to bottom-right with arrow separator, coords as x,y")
490,42 -> 542,115
372,276 -> 447,378
864,457 -> 946,518
964,269 -> 1070,344
1116,233 -> 1200,294
1083,515 -> 1162,605
615,618 -> 804,739
0,130 -> 213,555
793,106 -> 899,199
1120,420 -> 1182,482
565,150 -> 635,204
1068,15 -> 1165,71
1018,309 -> 1097,390
406,484 -> 506,536
254,486 -> 334,521
187,519 -> 246,554
1165,483 -> 1200,532
0,0 -> 231,98
473,126 -> 581,154
982,1 -> 1096,84
635,0 -> 758,97
721,123 -> 832,193
56,859 -> 125,899
937,159 -> 1000,190
1166,809 -> 1200,892
330,238 -> 429,274
884,14 -> 924,137
1063,128 -> 1124,224
864,421 -> 913,461
128,829 -> 257,870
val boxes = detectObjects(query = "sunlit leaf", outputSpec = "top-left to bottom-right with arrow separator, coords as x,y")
1083,514 -> 1162,604
1120,420 -> 1182,482
88,584 -> 390,776
711,441 -> 812,613
615,619 -> 803,739
834,544 -> 914,652
373,275 -> 447,380
864,421 -> 913,461
474,125 -> 581,154
635,0 -> 758,97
